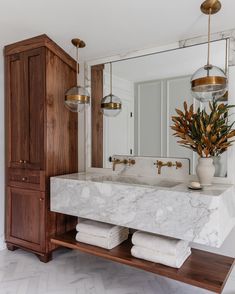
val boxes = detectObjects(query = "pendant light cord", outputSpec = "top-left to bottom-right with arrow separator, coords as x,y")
110,62 -> 113,102
76,45 -> 79,86
207,8 -> 212,67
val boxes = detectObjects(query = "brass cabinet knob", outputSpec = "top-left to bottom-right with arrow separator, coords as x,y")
19,160 -> 23,163
22,177 -> 27,181
23,160 -> 27,164
39,198 -> 44,201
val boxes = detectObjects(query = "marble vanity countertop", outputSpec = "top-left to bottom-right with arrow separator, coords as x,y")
50,172 -> 235,247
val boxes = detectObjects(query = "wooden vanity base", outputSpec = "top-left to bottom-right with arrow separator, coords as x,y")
37,252 -> 52,263
6,242 -> 52,263
7,243 -> 19,251
51,230 -> 234,294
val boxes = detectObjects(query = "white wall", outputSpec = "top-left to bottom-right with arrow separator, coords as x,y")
0,51 -> 5,250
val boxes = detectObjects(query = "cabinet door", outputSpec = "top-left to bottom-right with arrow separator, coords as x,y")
6,187 -> 46,252
7,53 -> 29,168
7,48 -> 45,170
23,48 -> 45,170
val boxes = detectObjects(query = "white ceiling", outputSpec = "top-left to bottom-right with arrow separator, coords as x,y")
0,0 -> 235,61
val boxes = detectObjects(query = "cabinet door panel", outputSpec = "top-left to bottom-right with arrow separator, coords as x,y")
8,54 -> 29,167
6,187 -> 45,252
24,48 -> 45,169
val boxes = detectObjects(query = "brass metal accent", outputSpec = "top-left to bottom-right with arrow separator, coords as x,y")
200,0 -> 221,15
191,76 -> 227,90
101,102 -> 122,110
154,160 -> 182,175
23,160 -> 27,164
128,159 -> 136,166
19,160 -> 23,163
111,158 -> 128,171
65,94 -> 90,104
154,160 -> 171,175
71,38 -> 86,48
22,177 -> 27,182
174,161 -> 182,169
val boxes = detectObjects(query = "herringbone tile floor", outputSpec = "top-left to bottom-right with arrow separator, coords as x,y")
0,248 -> 234,294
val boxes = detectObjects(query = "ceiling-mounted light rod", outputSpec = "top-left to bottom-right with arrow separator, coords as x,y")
206,8 -> 211,67
109,62 -> 113,102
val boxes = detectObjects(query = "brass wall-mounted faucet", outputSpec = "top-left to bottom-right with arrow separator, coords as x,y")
109,157 -> 136,171
154,160 -> 182,175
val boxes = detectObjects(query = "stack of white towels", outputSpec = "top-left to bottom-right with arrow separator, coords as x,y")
76,219 -> 129,250
131,231 -> 191,268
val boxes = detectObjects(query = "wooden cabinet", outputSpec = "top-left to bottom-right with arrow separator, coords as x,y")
5,35 -> 78,262
6,187 -> 45,252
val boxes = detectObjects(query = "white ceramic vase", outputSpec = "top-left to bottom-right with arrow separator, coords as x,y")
196,157 -> 215,186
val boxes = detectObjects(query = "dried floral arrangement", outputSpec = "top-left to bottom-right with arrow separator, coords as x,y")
171,101 -> 235,157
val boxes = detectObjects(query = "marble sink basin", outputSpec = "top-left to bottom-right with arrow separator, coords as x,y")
91,175 -> 180,188
51,172 -> 235,247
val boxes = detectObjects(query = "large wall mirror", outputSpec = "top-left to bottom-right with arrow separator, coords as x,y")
90,39 -> 229,177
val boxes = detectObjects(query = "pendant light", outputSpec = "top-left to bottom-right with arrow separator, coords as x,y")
65,38 -> 90,112
101,62 -> 122,117
191,0 -> 227,102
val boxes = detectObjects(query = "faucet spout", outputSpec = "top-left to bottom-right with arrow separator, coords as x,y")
154,160 -> 181,175
111,158 -> 128,171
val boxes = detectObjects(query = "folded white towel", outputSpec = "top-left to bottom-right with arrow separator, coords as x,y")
131,245 -> 191,268
132,231 -> 189,256
76,230 -> 129,250
76,219 -> 128,238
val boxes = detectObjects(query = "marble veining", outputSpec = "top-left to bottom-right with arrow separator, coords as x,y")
51,172 -> 235,247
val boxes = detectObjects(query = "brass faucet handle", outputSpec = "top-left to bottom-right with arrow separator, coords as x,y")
167,161 -> 173,167
175,161 -> 182,169
155,160 -> 162,166
128,159 -> 136,166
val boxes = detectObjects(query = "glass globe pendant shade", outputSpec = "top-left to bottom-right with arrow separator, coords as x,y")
191,65 -> 227,102
65,86 -> 90,112
101,94 -> 122,117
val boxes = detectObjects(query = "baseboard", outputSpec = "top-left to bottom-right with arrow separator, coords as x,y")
0,234 -> 6,251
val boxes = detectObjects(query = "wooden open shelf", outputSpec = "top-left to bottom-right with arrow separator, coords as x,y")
51,230 -> 234,293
